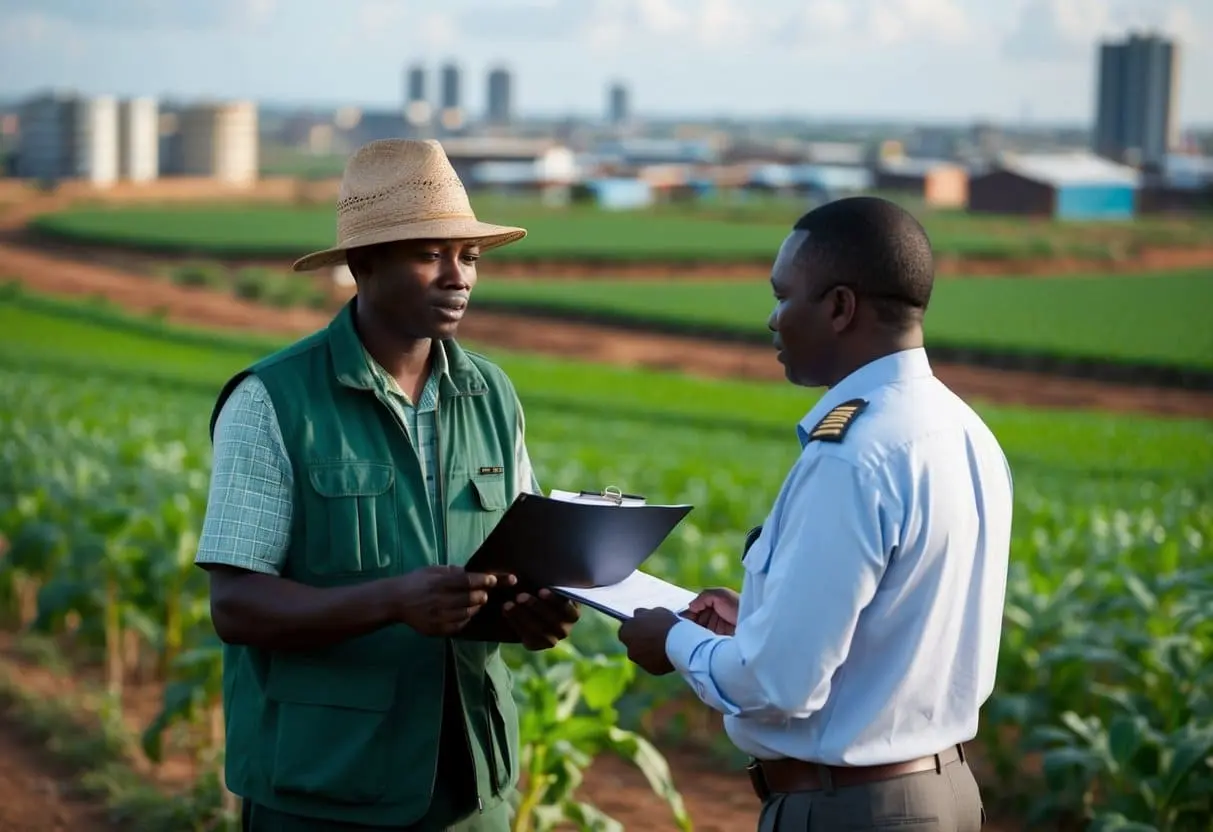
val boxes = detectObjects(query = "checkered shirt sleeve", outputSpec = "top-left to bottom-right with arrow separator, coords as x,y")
194,374 -> 294,576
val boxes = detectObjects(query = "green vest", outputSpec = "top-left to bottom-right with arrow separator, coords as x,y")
209,300 -> 523,827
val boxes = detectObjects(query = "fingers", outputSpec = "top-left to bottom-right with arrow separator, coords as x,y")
534,589 -> 581,622
502,593 -> 573,649
456,571 -> 499,591
503,609 -> 553,649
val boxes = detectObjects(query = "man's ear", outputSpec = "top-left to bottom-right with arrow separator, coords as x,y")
830,286 -> 858,333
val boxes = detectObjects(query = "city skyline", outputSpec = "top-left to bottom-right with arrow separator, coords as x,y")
2,0 -> 1211,127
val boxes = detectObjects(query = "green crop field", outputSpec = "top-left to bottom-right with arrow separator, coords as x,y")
1,287 -> 1211,830
470,270 -> 1213,370
29,198 -> 1213,264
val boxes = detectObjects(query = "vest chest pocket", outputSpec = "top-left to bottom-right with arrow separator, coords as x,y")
470,472 -> 508,511
448,471 -> 509,566
303,462 -> 397,578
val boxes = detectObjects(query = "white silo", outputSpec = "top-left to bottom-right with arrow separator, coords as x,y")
118,97 -> 159,182
74,95 -> 119,186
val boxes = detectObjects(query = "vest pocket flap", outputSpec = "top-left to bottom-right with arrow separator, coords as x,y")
266,656 -> 396,712
308,462 -> 395,498
470,473 -> 508,511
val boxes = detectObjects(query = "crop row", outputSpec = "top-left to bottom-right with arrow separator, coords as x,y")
29,200 -> 1213,264
1,295 -> 1212,829
2,361 -> 1211,829
469,272 -> 1213,373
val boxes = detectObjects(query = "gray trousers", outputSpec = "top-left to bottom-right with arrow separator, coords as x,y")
757,754 -> 985,832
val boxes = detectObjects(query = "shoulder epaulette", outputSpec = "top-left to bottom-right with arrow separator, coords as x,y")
807,398 -> 868,443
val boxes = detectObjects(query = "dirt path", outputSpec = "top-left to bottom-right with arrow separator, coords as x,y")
2,241 -> 1211,419
0,710 -> 112,832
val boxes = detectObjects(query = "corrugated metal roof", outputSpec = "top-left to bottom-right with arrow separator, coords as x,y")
999,153 -> 1140,188
438,137 -> 558,160
877,157 -> 962,177
1163,153 -> 1213,189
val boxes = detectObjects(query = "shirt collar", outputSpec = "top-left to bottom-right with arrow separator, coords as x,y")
364,340 -> 452,402
796,348 -> 933,446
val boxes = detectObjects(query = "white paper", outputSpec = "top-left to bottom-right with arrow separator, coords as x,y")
554,570 -> 697,620
549,488 -> 648,507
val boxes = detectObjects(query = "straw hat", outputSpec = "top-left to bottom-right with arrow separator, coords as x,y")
291,139 -> 527,272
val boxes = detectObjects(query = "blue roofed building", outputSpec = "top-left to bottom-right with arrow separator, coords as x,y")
967,152 -> 1140,220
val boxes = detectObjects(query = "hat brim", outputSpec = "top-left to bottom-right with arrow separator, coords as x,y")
291,218 -> 528,272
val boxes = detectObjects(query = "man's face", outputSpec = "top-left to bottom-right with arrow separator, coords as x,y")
767,231 -> 836,388
354,239 -> 481,340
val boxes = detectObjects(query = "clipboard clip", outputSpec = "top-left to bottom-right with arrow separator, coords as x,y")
578,485 -> 645,505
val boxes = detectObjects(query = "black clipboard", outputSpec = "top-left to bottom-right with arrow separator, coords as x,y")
464,491 -> 693,589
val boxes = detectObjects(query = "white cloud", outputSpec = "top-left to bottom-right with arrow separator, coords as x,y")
348,1 -> 456,50
635,0 -> 690,34
246,0 -> 278,28
1003,0 -> 1206,62
0,11 -> 55,44
779,0 -> 976,55
0,10 -> 85,54
694,0 -> 756,47
3,0 -> 279,31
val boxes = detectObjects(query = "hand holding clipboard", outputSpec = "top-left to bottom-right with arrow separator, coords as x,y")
463,487 -> 696,620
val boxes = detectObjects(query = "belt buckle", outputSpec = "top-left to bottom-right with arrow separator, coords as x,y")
746,758 -> 770,802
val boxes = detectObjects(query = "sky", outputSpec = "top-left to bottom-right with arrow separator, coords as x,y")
1,0 -> 1211,126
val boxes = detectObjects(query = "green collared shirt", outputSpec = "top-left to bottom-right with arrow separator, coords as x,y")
195,341 -> 539,576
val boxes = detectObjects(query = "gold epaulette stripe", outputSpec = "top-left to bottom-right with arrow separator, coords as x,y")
807,398 -> 869,443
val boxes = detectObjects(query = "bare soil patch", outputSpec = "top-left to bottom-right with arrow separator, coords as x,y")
0,674 -> 114,832
0,634 -> 1025,832
1,242 -> 1211,419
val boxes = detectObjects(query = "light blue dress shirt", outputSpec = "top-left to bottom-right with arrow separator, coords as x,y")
665,348 -> 1014,766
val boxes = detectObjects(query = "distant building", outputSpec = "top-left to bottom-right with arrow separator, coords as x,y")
486,67 -> 512,126
874,158 -> 968,207
804,142 -> 866,167
117,97 -> 158,182
14,91 -> 128,186
594,137 -> 719,168
1139,153 -> 1213,214
15,91 -> 78,181
404,64 -> 431,129
970,122 -> 1003,162
73,95 -> 119,186
437,137 -> 574,188
1093,32 -> 1179,169
440,62 -> 463,133
581,178 -> 653,210
179,100 -> 258,185
968,153 -> 1139,220
346,110 -> 409,146
607,82 -> 629,126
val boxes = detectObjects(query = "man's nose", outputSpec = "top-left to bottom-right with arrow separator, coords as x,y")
440,255 -> 472,287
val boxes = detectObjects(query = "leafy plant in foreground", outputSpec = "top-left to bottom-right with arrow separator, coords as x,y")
508,640 -> 692,832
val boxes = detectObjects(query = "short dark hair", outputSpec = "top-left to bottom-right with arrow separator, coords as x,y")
791,196 -> 934,326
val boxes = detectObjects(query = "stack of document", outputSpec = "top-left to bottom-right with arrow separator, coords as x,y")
465,487 -> 697,620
